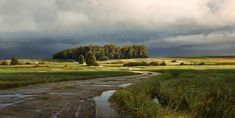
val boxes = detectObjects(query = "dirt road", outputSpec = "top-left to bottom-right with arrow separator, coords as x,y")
0,71 -> 157,118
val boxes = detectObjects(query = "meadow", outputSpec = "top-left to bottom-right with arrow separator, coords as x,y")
0,57 -> 235,117
109,57 -> 235,118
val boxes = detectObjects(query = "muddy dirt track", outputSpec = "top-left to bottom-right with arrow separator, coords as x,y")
0,71 -> 158,118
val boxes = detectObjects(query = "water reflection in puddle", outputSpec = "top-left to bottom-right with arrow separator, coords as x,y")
94,83 -> 134,118
48,92 -> 74,95
119,83 -> 133,88
94,90 -> 118,118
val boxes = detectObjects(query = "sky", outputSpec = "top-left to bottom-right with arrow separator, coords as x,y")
0,0 -> 235,59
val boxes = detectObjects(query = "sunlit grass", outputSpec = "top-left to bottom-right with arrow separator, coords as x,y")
111,69 -> 235,118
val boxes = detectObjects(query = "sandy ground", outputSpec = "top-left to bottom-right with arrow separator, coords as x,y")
0,71 -> 157,118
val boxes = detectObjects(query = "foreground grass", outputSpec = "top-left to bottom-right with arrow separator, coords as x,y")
0,71 -> 136,89
111,69 -> 235,118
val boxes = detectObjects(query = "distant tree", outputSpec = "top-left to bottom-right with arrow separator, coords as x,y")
85,52 -> 97,66
198,62 -> 205,65
53,44 -> 148,60
160,61 -> 167,66
0,61 -> 8,65
149,61 -> 159,66
10,57 -> 19,65
78,55 -> 85,64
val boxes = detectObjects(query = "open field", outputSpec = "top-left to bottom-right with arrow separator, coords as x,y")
0,57 -> 235,118
1,57 -> 235,89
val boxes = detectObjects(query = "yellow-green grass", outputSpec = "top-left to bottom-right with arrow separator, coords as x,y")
1,57 -> 235,90
0,71 -> 136,89
111,69 -> 235,118
1,57 -> 235,72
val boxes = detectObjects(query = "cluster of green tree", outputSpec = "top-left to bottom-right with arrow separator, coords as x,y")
52,44 -> 148,61
77,52 -> 99,66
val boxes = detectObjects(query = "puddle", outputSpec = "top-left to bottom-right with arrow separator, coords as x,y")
0,93 -> 35,109
0,100 -> 25,109
119,83 -> 133,88
91,85 -> 114,87
48,92 -> 74,95
94,90 -> 118,118
0,94 -> 35,98
94,83 -> 134,118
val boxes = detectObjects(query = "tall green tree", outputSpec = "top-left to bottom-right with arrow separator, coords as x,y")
78,55 -> 85,64
85,52 -> 97,66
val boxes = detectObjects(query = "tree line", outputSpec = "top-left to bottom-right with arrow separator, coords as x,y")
52,44 -> 148,61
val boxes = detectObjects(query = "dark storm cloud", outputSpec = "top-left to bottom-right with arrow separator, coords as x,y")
0,0 -> 235,58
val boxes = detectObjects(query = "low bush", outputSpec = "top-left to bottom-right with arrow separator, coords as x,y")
179,62 -> 185,65
0,61 -> 8,65
25,62 -> 31,65
198,62 -> 205,65
160,61 -> 167,66
123,61 -> 149,66
149,62 -> 159,66
39,61 -> 45,64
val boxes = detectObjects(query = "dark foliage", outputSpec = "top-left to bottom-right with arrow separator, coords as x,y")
53,44 -> 148,60
98,56 -> 109,61
0,61 -> 8,65
10,57 -> 19,65
123,61 -> 149,66
85,52 -> 97,66
78,55 -> 85,64
198,62 -> 205,65
149,61 -> 159,66
160,61 -> 167,66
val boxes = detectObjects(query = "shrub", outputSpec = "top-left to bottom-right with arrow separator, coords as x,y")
149,62 -> 159,66
198,62 -> 205,65
0,61 -> 8,65
93,62 -> 100,66
98,56 -> 109,61
123,61 -> 148,66
180,62 -> 185,65
160,61 -> 167,66
25,62 -> 31,65
10,57 -> 19,65
85,51 -> 97,66
39,61 -> 45,64
78,55 -> 85,64
171,60 -> 177,63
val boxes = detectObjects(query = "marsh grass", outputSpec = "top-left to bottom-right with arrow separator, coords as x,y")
111,69 -> 235,118
0,71 -> 136,89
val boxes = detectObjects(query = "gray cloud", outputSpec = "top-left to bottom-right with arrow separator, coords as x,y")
0,0 -> 235,58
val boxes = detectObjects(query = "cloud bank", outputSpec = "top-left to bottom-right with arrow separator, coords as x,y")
0,0 -> 235,58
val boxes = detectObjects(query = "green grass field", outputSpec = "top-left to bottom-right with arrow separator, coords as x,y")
1,57 -> 235,90
0,57 -> 235,117
112,69 -> 235,118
